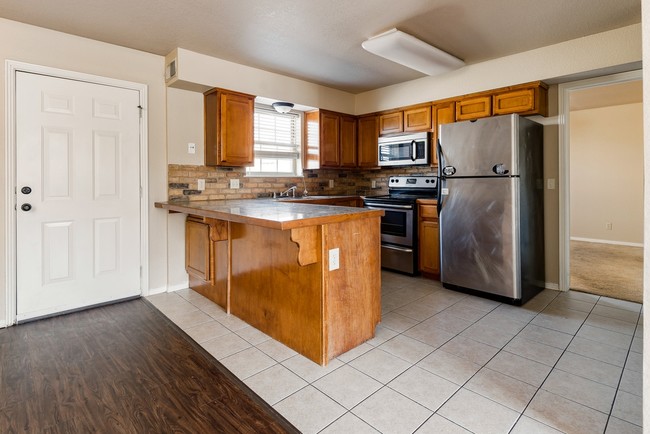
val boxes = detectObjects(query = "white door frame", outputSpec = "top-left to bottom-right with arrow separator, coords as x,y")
5,60 -> 149,326
558,69 -> 643,291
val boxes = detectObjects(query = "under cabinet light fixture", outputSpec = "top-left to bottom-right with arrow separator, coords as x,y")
272,101 -> 294,114
362,28 -> 464,76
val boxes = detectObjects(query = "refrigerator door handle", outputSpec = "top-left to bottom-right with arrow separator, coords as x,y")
437,138 -> 444,215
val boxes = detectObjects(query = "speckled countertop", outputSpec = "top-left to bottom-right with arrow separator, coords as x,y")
154,198 -> 383,230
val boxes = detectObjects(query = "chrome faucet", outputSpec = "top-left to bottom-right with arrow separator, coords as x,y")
279,186 -> 297,198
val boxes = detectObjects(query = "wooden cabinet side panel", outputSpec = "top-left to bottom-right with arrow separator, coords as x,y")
229,224 -> 324,364
404,105 -> 432,132
220,92 -> 255,166
340,115 -> 358,168
323,217 -> 381,359
320,111 -> 341,167
204,90 -> 219,166
357,115 -> 379,168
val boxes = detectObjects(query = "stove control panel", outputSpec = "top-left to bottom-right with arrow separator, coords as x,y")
388,176 -> 437,189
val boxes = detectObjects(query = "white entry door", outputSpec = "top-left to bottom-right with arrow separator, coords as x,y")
15,71 -> 142,321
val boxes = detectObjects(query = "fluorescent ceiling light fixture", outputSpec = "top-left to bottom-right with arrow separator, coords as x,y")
362,28 -> 464,76
272,101 -> 294,113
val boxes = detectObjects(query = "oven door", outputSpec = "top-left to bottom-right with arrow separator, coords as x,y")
364,203 -> 413,246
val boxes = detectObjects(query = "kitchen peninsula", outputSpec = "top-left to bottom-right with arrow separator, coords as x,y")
155,199 -> 383,365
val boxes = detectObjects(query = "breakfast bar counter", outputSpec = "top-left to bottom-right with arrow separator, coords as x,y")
155,199 -> 383,365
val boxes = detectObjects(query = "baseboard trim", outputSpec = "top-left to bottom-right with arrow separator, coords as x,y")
545,282 -> 560,291
0,319 -> 6,328
168,281 -> 190,292
570,237 -> 643,248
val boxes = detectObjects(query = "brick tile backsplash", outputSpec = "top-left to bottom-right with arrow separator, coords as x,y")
167,164 -> 436,201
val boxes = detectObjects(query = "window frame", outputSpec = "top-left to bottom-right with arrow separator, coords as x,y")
246,104 -> 303,177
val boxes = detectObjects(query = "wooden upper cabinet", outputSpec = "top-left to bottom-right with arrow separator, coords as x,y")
493,82 -> 549,117
320,110 -> 341,167
305,109 -> 360,169
340,115 -> 358,168
432,101 -> 455,167
204,88 -> 255,167
379,111 -> 404,135
404,105 -> 432,132
357,115 -> 379,169
456,95 -> 491,121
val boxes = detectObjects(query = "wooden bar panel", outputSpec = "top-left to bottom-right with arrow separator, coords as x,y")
229,223 -> 325,364
323,217 -> 381,359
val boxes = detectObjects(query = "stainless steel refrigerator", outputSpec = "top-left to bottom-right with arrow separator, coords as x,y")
438,114 -> 544,305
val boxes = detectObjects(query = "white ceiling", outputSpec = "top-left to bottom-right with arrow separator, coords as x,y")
0,0 -> 641,93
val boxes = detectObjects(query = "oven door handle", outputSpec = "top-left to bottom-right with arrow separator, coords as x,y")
365,204 -> 413,210
382,244 -> 414,253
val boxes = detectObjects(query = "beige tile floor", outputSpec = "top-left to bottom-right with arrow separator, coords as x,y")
147,271 -> 643,434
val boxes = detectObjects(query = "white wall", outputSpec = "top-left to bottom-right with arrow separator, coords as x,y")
634,2 -> 650,426
570,103 -> 644,245
0,18 -> 168,325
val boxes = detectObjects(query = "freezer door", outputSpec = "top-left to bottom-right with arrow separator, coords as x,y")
440,177 -> 520,298
439,115 -> 518,177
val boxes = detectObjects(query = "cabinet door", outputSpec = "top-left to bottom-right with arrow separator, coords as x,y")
404,105 -> 432,132
340,115 -> 358,168
357,115 -> 379,168
493,84 -> 548,117
219,91 -> 255,166
419,219 -> 440,275
432,101 -> 455,166
456,95 -> 491,121
379,111 -> 403,135
186,219 -> 211,282
320,111 -> 340,167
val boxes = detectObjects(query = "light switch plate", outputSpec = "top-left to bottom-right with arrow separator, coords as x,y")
230,179 -> 240,189
187,142 -> 196,154
328,179 -> 334,188
329,248 -> 340,271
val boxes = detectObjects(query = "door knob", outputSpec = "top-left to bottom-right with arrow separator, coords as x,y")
21,186 -> 32,194
21,203 -> 32,212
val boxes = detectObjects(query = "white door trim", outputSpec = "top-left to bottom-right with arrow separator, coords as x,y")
5,60 -> 150,326
557,69 -> 642,292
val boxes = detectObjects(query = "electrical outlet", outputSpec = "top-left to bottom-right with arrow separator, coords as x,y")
371,180 -> 377,189
230,179 -> 240,189
606,222 -> 613,230
328,179 -> 334,188
187,143 -> 196,154
328,248 -> 340,271
547,178 -> 556,190
197,179 -> 205,190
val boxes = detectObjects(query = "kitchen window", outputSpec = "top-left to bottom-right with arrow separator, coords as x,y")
246,104 -> 302,177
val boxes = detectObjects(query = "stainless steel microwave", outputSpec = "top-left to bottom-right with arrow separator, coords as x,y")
378,132 -> 430,167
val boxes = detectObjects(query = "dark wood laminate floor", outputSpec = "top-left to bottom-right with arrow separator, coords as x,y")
0,298 -> 299,434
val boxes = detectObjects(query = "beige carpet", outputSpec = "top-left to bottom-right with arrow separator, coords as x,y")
570,240 -> 643,304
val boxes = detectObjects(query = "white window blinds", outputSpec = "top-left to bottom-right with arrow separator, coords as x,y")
247,105 -> 302,176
